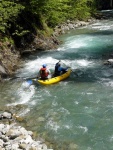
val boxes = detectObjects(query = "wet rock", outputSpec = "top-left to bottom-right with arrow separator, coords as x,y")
2,112 -> 12,119
69,143 -> 78,149
19,143 -> 28,149
1,135 -> 9,142
1,125 -> 10,135
38,117 -> 45,122
13,114 -> 24,122
6,129 -> 21,139
0,139 -> 4,147
0,124 -> 5,132
0,114 -> 3,120
0,65 -> 6,75
1,110 -> 51,149
0,117 -> 52,150
104,59 -> 113,65
53,18 -> 96,37
0,42 -> 21,81
11,143 -> 19,149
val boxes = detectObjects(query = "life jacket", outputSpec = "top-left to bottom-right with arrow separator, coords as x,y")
40,68 -> 49,79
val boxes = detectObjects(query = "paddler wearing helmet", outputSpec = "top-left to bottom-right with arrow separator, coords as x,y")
39,64 -> 50,80
53,61 -> 68,77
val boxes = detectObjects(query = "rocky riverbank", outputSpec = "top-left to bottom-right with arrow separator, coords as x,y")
53,18 -> 96,36
0,42 -> 21,81
0,111 -> 53,150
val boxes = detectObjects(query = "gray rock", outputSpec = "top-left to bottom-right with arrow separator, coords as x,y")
19,143 -> 28,149
0,124 -> 5,132
68,23 -> 75,29
6,129 -> 21,139
0,139 -> 4,147
11,143 -> 19,150
0,65 -> 6,74
1,135 -> 9,142
3,142 -> 10,146
2,125 -> 10,134
0,114 -> 3,120
2,112 -> 12,119
0,112 -> 52,150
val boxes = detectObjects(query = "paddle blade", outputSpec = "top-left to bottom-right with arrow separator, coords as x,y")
27,79 -> 33,85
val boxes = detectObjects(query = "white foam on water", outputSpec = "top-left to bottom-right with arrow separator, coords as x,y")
64,35 -> 94,50
63,124 -> 71,129
52,99 -> 58,107
45,90 -> 51,97
87,93 -> 93,95
110,136 -> 113,142
101,10 -> 112,12
77,59 -> 93,67
25,57 -> 55,70
74,101 -> 79,105
46,118 -> 60,132
60,59 -> 95,70
20,57 -> 93,74
92,25 -> 111,30
78,126 -> 88,133
7,83 -> 35,106
58,35 -> 94,51
18,108 -> 30,116
66,39 -> 87,49
104,81 -> 113,87
91,19 -> 113,31
58,107 -> 70,115
17,85 -> 35,104
17,57 -> 60,78
57,47 -> 66,51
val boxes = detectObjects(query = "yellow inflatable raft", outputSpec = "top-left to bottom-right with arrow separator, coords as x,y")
37,69 -> 71,85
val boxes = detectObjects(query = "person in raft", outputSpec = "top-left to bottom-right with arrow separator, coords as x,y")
39,64 -> 50,80
53,61 -> 68,77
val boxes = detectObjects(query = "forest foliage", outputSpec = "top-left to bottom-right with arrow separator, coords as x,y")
0,0 -> 112,44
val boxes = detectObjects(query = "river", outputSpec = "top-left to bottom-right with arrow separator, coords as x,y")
0,10 -> 113,150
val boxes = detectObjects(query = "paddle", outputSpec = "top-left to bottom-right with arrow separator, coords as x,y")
11,75 -> 39,85
70,69 -> 78,76
11,75 -> 38,81
60,60 -> 78,77
26,77 -> 38,85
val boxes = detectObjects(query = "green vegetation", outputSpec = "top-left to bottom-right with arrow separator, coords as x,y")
0,0 -> 24,33
0,0 -> 112,47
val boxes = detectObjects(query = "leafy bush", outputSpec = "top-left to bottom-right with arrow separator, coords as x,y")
0,0 -> 24,33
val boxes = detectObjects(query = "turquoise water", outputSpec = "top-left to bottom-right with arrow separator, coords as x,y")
1,10 -> 113,150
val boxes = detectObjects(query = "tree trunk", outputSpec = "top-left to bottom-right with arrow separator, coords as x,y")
110,0 -> 112,8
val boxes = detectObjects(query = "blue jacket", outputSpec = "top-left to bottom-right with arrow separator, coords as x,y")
54,63 -> 67,76
58,66 -> 67,72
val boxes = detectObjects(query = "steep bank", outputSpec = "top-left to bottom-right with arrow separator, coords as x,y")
0,34 -> 60,81
0,42 -> 20,81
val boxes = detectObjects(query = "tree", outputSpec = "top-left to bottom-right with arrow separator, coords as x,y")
0,0 -> 24,33
110,0 -> 113,8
